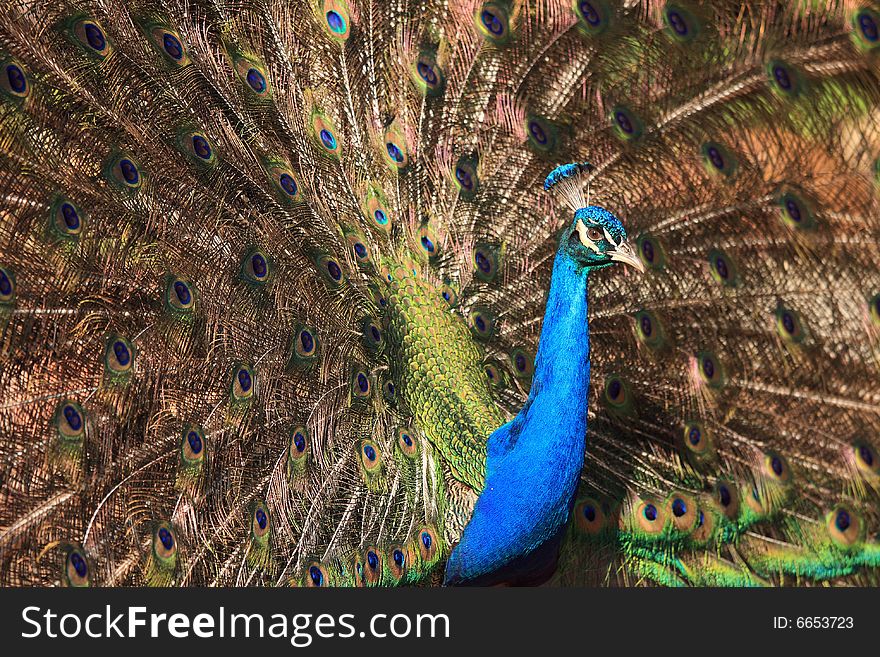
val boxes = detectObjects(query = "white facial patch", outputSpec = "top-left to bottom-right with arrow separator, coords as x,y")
602,226 -> 621,246
575,219 -> 601,254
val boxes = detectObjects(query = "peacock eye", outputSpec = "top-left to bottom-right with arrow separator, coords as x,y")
587,227 -> 603,241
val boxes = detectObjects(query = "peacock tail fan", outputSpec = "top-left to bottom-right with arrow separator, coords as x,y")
0,0 -> 879,587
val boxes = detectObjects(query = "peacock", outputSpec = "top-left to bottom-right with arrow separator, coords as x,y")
1,0 -> 880,588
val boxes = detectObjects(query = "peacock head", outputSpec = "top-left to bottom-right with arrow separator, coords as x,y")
544,162 -> 644,273
562,206 -> 645,273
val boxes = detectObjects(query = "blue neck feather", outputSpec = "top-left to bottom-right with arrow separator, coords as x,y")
530,250 -> 591,415
444,247 -> 592,584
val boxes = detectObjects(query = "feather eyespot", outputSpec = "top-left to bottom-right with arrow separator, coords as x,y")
701,142 -> 737,179
610,106 -> 643,141
743,482 -> 775,516
359,440 -> 382,474
386,545 -> 409,582
351,368 -> 371,399
766,59 -> 802,98
287,326 -> 318,366
365,284 -> 387,311
826,504 -> 863,547
51,198 -> 85,240
386,141 -> 404,163
105,335 -> 134,374
246,67 -> 266,93
297,329 -> 315,356
484,361 -> 508,391
240,248 -> 270,285
713,481 -> 740,519
529,120 -> 547,144
267,164 -> 303,203
288,425 -> 309,460
350,554 -> 365,587
415,526 -> 439,564
576,0 -> 611,33
279,172 -> 298,196
323,1 -> 352,40
454,158 -> 479,197
870,293 -> 880,327
682,420 -> 712,455
326,11 -> 346,33
695,350 -> 724,388
777,189 -> 815,229
105,153 -> 143,191
468,307 -> 495,340
362,317 -> 384,351
252,502 -> 270,539
146,26 -> 189,65
509,348 -> 534,378
381,378 -> 396,404
55,401 -> 85,440
666,492 -> 698,532
315,254 -> 344,286
179,131 -> 215,166
689,507 -> 715,543
635,499 -> 666,534
59,202 -> 80,231
165,276 -> 195,312
417,61 -> 437,84
853,9 -> 880,48
708,249 -> 738,286
574,497 -> 607,535
477,3 -> 511,43
304,562 -> 330,587
365,191 -> 392,231
636,234 -> 665,270
603,375 -> 630,407
1,59 -> 29,99
311,114 -> 342,157
775,304 -> 806,343
162,33 -> 183,59
162,32 -> 184,61
852,441 -> 879,477
663,4 -> 699,42
152,523 -> 177,564
472,244 -> 499,281
233,57 -> 271,96
64,546 -> 90,587
397,427 -> 419,458
526,115 -> 556,151
413,55 -> 445,95
417,225 -> 441,259
231,363 -> 255,401
638,312 -> 653,337
363,548 -> 382,585
181,425 -> 205,465
344,230 -> 370,265
383,127 -> 408,168
0,266 -> 15,304
762,451 -> 791,484
439,283 -> 458,306
634,309 -> 665,349
73,19 -> 112,58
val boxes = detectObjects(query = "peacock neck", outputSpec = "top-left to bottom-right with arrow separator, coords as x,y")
530,249 -> 591,410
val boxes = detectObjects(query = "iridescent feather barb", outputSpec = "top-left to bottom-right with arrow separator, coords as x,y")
1,0 -> 880,588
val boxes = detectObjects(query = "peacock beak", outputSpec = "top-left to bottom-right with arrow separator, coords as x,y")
609,242 -> 645,273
